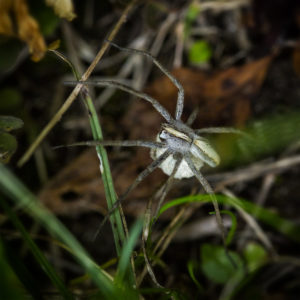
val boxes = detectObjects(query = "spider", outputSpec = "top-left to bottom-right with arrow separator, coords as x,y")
65,41 -> 242,243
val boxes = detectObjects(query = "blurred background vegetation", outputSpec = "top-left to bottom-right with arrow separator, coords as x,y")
0,0 -> 300,299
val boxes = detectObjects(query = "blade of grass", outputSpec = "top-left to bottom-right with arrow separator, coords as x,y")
48,49 -> 135,286
52,49 -> 127,256
83,95 -> 126,254
158,194 -> 300,243
187,260 -> 204,292
0,238 -> 28,300
115,219 -> 143,285
0,165 -> 118,299
209,210 -> 237,246
0,198 -> 74,300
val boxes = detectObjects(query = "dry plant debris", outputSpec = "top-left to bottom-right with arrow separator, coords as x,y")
0,0 -> 75,61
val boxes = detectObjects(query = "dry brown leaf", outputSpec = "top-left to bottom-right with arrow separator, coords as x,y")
0,0 -> 76,61
45,0 -> 76,21
0,0 -> 14,35
0,0 -> 46,61
39,149 -> 173,218
126,55 -> 273,133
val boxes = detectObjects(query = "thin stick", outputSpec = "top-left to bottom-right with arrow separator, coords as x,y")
18,0 -> 139,167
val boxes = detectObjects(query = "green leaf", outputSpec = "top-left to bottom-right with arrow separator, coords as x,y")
243,242 -> 268,272
188,40 -> 212,64
0,116 -> 24,132
185,4 -> 200,23
0,132 -> 18,163
184,3 -> 200,37
201,244 -> 243,284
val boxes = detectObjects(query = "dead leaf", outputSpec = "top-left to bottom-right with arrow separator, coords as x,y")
125,55 -> 273,132
45,0 -> 76,21
0,0 -> 76,61
0,0 -> 46,61
39,148 -> 173,218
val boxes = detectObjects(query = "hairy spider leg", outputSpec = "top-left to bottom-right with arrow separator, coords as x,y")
184,153 -> 226,245
94,149 -> 172,240
54,140 -> 166,150
154,156 -> 183,219
195,127 -> 245,135
186,107 -> 200,126
72,80 -> 173,123
107,41 -> 185,121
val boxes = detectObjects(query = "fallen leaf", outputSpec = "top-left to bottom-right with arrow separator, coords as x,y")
45,0 -> 76,21
126,55 -> 273,131
0,0 -> 46,61
39,149 -> 173,218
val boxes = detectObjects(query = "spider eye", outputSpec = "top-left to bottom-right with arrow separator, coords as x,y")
159,130 -> 168,140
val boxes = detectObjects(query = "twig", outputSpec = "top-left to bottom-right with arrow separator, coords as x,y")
208,155 -> 300,191
18,0 -> 139,167
222,189 -> 277,255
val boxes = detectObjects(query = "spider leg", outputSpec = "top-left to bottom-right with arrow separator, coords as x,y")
94,149 -> 172,240
53,140 -> 166,150
195,127 -> 245,135
184,154 -> 226,245
106,41 -> 185,121
65,80 -> 173,123
186,107 -> 199,126
154,156 -> 182,219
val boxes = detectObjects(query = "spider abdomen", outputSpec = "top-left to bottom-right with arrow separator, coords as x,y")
191,138 -> 220,168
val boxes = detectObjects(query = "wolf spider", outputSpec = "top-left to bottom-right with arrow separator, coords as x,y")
67,41 -> 241,243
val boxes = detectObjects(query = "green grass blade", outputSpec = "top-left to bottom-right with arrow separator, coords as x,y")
159,194 -> 300,243
220,210 -> 237,246
49,50 -> 134,285
83,95 -> 126,254
187,260 -> 204,292
1,239 -> 43,300
0,164 -> 117,298
52,49 -> 127,256
0,238 -> 27,300
0,198 -> 74,300
115,219 -> 143,286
